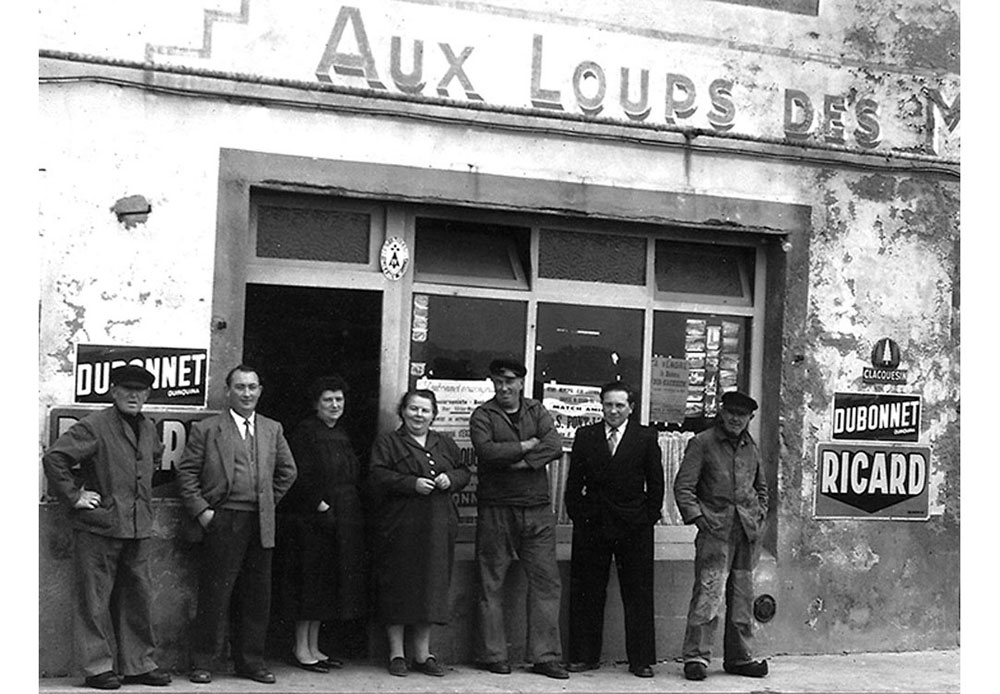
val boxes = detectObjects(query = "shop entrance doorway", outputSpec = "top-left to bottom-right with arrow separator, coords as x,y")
242,283 -> 382,461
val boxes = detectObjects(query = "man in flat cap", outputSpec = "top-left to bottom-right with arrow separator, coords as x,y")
469,358 -> 569,680
674,390 -> 769,682
43,364 -> 171,690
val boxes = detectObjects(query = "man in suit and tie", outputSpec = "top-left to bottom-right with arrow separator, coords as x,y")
563,381 -> 664,678
43,364 -> 172,690
175,364 -> 297,685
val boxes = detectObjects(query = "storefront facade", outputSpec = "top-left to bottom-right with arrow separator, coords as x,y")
38,0 -> 959,677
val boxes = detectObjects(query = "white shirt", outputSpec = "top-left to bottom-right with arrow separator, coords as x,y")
229,409 -> 256,439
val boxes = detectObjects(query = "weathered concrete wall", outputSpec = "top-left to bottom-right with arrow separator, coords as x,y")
37,0 -> 959,672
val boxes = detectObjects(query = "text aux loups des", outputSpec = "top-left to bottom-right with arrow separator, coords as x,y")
819,447 -> 927,497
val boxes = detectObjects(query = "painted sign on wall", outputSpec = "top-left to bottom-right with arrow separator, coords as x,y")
75,344 -> 208,406
47,407 -> 218,497
813,442 -> 930,520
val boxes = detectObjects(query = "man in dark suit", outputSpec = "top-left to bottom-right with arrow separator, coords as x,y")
564,381 -> 664,678
43,364 -> 172,690
175,364 -> 297,685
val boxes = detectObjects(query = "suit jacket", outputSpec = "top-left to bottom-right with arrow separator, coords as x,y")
673,421 -> 768,542
42,406 -> 163,539
564,420 -> 664,537
175,411 -> 297,548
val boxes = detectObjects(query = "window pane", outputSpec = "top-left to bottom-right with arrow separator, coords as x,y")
256,205 -> 370,263
409,294 -> 526,384
414,217 -> 529,287
651,311 -> 750,431
539,229 -> 646,285
655,240 -> 753,299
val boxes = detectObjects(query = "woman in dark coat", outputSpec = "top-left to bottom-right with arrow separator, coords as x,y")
368,389 -> 471,677
277,375 -> 367,672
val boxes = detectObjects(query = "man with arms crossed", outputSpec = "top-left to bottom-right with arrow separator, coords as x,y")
43,364 -> 171,690
176,364 -> 297,685
469,358 -> 569,680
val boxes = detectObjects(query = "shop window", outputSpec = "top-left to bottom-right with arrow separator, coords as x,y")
409,294 -> 527,385
539,228 -> 646,285
654,240 -> 754,305
650,311 -> 751,432
414,218 -> 530,289
534,302 -> 644,447
256,204 -> 370,263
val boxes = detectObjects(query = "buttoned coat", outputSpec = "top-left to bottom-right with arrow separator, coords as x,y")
43,406 -> 163,538
564,421 -> 664,537
673,422 -> 768,541
175,412 -> 297,548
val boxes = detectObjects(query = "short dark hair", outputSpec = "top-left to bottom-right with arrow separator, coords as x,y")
397,389 -> 439,420
307,374 -> 350,406
600,381 -> 634,405
488,358 -> 527,378
225,364 -> 260,387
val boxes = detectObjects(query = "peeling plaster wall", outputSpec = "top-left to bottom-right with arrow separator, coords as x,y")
37,0 -> 959,669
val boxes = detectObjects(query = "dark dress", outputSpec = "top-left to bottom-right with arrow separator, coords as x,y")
368,427 -> 471,625
276,416 -> 367,621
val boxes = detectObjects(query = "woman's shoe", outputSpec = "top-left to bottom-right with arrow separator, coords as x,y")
412,656 -> 446,677
290,655 -> 329,673
320,657 -> 344,669
388,656 -> 408,677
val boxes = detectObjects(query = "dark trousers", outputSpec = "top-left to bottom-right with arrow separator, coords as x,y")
568,522 -> 655,667
474,504 -> 563,665
191,509 -> 272,672
682,517 -> 757,666
73,530 -> 158,677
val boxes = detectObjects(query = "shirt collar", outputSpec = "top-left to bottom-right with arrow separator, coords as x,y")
605,419 -> 627,438
230,409 -> 256,431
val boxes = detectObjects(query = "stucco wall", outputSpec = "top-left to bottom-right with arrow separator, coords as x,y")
37,0 -> 959,671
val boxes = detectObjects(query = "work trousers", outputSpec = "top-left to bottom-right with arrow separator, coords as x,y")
474,504 -> 563,665
682,516 -> 758,666
568,522 -> 655,667
73,530 -> 159,677
191,509 -> 272,672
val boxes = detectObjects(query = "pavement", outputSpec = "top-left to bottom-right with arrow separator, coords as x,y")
38,650 -> 960,693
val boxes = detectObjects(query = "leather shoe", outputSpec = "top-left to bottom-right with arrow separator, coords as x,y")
122,668 -> 172,686
684,661 -> 707,681
236,667 -> 276,684
412,655 -> 446,677
565,661 -> 599,672
84,671 -> 121,690
188,668 -> 211,684
479,660 -> 511,674
388,656 -> 408,677
724,659 -> 768,677
630,664 -> 654,678
532,661 -> 570,679
291,656 -> 328,673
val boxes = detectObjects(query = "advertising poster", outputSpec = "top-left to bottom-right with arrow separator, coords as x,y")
831,392 -> 921,443
813,442 -> 931,520
649,356 -> 689,424
541,382 -> 603,448
416,377 -> 496,522
75,344 -> 208,406
47,407 -> 218,497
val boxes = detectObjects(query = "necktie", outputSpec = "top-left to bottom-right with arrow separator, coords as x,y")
608,427 -> 619,455
244,418 -> 255,463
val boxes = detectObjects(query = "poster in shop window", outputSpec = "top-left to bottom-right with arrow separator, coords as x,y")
541,382 -> 603,448
649,356 -> 688,424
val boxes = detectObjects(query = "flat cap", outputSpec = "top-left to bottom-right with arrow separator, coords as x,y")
488,358 -> 527,378
110,364 -> 155,389
721,390 -> 757,413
